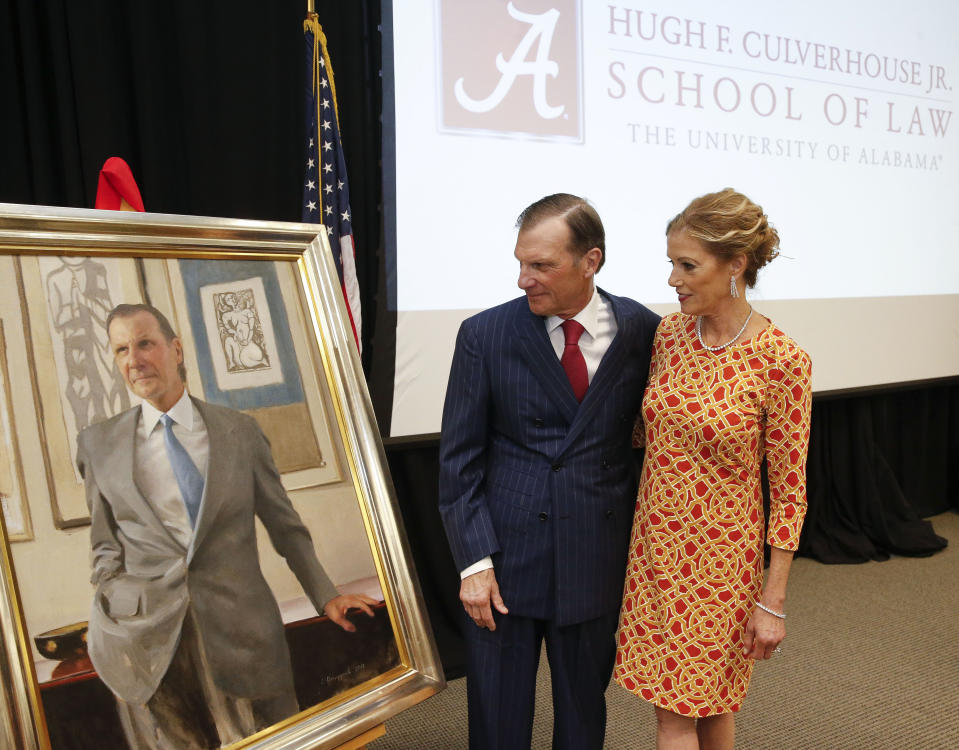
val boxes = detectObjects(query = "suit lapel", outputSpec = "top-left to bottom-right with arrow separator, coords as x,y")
513,304 -> 579,425
187,399 -> 237,561
556,291 -> 635,455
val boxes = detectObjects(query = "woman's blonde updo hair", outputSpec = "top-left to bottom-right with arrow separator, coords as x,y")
666,188 -> 780,288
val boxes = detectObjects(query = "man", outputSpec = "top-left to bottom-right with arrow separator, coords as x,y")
77,303 -> 376,749
439,194 -> 660,749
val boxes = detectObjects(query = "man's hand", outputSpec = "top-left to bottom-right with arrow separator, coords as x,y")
323,594 -> 378,632
460,568 -> 508,631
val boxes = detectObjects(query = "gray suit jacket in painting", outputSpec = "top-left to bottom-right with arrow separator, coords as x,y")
76,397 -> 338,705
439,290 -> 660,627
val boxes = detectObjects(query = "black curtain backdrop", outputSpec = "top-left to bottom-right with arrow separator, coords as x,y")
0,0 -> 386,373
2,0 -> 956,677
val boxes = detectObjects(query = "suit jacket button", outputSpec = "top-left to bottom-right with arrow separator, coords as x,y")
534,418 -> 545,427
601,459 -> 610,470
552,464 -> 562,472
539,512 -> 549,521
606,510 -> 615,519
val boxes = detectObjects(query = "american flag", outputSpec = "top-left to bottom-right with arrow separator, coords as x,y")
302,15 -> 361,350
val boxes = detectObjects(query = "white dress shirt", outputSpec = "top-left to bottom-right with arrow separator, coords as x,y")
545,286 -> 617,384
135,391 -> 209,549
460,287 -> 618,579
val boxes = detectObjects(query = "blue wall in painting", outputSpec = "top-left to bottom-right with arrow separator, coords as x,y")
179,259 -> 306,410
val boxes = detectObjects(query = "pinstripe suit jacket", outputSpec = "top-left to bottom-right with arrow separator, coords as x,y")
439,290 -> 659,626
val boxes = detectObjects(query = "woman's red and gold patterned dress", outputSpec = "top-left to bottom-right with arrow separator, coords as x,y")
614,312 -> 812,716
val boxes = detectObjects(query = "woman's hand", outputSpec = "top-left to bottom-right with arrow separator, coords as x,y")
742,605 -> 785,660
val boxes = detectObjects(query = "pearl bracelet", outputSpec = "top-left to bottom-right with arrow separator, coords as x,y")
755,602 -> 786,619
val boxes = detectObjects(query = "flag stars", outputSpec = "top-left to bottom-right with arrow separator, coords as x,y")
305,43 -> 353,270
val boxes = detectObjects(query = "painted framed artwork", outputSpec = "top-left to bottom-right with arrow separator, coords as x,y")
160,257 -> 342,488
0,321 -> 32,542
18,254 -> 145,528
0,204 -> 444,750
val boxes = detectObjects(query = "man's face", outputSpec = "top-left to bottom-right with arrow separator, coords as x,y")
109,311 -> 185,413
515,215 -> 600,318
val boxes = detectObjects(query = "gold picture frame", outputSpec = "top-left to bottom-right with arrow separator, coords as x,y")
0,203 -> 444,750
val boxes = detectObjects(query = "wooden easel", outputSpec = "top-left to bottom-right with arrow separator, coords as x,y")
332,723 -> 386,750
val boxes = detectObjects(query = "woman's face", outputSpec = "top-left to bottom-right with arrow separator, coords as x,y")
666,229 -> 739,317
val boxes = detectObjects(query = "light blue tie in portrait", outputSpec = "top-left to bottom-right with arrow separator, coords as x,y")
160,413 -> 204,528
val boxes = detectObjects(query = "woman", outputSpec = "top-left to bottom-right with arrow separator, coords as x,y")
615,189 -> 812,749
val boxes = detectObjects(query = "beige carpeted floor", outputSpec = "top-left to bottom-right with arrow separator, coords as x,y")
370,510 -> 959,749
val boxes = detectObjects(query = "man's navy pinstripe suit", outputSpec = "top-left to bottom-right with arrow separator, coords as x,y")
439,290 -> 659,749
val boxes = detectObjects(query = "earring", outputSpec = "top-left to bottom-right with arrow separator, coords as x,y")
729,276 -> 739,298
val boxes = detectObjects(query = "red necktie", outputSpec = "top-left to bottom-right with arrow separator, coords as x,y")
560,319 -> 588,402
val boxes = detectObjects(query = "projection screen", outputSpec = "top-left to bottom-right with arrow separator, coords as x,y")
383,0 -> 959,437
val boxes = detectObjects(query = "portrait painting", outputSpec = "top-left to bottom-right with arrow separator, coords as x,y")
0,204 -> 443,750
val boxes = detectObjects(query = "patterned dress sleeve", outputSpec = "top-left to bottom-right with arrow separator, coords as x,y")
632,317 -> 666,449
764,335 -> 812,550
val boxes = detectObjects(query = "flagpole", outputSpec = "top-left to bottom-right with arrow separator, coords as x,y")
300,0 -> 362,349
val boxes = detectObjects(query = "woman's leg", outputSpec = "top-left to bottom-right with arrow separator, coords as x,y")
655,706 -> 699,750
696,713 -> 735,750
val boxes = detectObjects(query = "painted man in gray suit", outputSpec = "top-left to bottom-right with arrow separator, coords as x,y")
77,303 -> 376,749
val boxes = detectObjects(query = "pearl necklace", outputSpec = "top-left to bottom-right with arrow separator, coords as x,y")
696,307 -> 753,351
